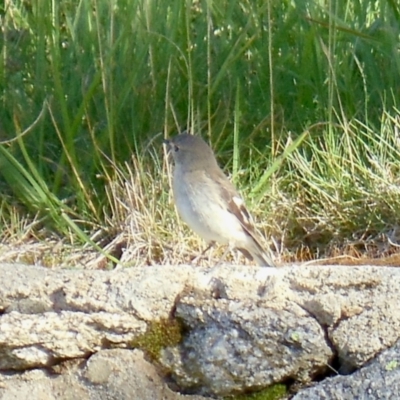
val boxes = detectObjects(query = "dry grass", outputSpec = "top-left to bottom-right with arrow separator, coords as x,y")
2,151 -> 400,269
0,153 -> 262,269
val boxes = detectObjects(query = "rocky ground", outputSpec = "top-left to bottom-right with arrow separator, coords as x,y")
0,263 -> 399,399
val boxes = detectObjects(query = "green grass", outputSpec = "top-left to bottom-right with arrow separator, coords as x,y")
225,384 -> 287,400
1,0 -> 400,266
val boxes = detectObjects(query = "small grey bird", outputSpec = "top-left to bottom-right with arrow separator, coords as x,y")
164,132 -> 275,267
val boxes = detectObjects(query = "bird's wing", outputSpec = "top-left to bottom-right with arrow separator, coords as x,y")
206,169 -> 275,266
210,169 -> 257,235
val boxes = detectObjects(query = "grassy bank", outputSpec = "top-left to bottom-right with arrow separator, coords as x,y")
1,0 -> 400,267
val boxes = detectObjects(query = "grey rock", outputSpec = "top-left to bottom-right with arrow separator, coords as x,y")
0,263 -> 192,370
161,295 -> 333,396
0,310 -> 146,369
0,263 -> 192,320
0,349 -> 208,400
288,265 -> 400,371
0,263 -> 399,398
158,265 -> 400,396
292,339 -> 400,400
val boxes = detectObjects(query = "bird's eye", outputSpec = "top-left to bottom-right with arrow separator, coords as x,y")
173,145 -> 179,152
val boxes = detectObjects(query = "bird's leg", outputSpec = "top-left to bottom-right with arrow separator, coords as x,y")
190,241 -> 215,265
214,246 -> 231,266
207,243 -> 236,274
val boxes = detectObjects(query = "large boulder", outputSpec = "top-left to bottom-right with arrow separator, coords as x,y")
0,263 -> 399,398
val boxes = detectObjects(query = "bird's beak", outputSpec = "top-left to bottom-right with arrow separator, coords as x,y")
163,139 -> 173,155
164,138 -> 177,151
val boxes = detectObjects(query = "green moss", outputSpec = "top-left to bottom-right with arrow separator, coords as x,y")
225,384 -> 288,400
131,318 -> 183,360
132,321 -> 288,399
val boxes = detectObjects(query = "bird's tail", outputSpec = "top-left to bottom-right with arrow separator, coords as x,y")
238,240 -> 276,267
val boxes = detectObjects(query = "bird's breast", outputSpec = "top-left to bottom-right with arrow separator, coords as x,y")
172,170 -> 247,244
